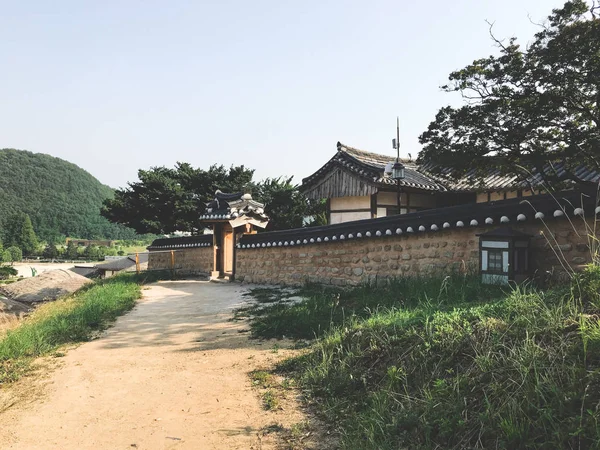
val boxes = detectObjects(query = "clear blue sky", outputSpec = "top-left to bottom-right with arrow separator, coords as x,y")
0,0 -> 559,189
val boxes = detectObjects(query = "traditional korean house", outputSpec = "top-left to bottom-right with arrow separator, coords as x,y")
301,142 -> 567,225
301,142 -> 471,224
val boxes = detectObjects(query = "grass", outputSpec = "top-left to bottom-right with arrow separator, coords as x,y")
0,271 -> 168,385
244,271 -> 600,449
262,389 -> 280,410
242,275 -> 505,340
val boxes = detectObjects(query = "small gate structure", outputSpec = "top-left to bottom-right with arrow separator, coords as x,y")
199,191 -> 269,280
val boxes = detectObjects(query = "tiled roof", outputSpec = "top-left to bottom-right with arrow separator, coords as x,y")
201,191 -> 269,222
239,189 -> 594,249
147,234 -> 213,250
95,253 -> 149,271
302,142 -> 600,196
301,142 -> 446,193
422,161 -> 600,192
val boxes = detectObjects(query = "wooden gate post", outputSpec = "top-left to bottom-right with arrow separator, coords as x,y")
170,250 -> 175,278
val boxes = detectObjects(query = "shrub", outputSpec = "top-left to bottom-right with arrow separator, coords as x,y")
0,266 -> 18,280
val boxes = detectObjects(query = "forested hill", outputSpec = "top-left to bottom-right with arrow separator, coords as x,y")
0,149 -> 137,242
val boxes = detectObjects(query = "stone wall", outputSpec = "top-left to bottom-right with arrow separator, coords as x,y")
235,219 -> 593,286
148,247 -> 213,276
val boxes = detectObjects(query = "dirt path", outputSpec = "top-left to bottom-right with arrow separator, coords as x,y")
0,281 -> 307,449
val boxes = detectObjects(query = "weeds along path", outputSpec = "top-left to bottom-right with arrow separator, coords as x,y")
0,281 -> 306,450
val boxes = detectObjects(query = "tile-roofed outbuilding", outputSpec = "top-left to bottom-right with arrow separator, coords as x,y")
94,253 -> 149,272
303,142 -> 600,198
301,142 -> 446,199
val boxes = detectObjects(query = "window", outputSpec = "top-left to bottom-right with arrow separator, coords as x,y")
487,250 -> 503,273
385,207 -> 407,216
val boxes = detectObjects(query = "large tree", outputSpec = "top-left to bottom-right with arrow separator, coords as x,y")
418,1 -> 600,190
3,212 -> 39,256
101,164 -> 323,234
101,164 -> 254,235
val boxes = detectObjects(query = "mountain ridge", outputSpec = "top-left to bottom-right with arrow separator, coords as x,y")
0,148 -> 137,243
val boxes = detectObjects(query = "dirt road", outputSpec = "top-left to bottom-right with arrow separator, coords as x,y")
0,281 -> 305,449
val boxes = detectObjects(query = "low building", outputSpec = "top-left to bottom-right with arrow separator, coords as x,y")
70,265 -> 97,277
66,239 -> 115,247
94,253 -> 149,278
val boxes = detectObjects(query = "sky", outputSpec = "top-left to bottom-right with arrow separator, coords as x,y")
0,0 -> 562,189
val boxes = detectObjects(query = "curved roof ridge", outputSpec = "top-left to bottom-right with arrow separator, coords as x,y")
336,142 -> 413,166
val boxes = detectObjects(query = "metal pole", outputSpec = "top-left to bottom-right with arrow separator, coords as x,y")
396,117 -> 401,215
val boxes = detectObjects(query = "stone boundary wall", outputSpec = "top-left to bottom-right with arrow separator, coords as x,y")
148,247 -> 213,276
235,219 -> 593,286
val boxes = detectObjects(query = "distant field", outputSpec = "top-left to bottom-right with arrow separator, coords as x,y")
11,263 -> 80,278
120,245 -> 148,254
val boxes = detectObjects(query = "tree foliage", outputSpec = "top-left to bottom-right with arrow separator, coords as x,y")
6,246 -> 22,263
3,213 -> 39,256
64,241 -> 79,260
0,149 -> 140,243
102,164 -> 255,235
102,164 -> 323,234
42,243 -> 59,260
418,1 -> 600,190
251,177 -> 326,231
0,265 -> 18,280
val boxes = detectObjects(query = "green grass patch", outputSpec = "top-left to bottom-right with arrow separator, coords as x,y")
0,271 -> 168,384
250,370 -> 276,388
245,271 -> 600,449
262,389 -> 280,410
244,275 -> 505,340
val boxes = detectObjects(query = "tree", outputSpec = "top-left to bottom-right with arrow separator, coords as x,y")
20,214 -> 39,256
102,163 -> 325,234
42,243 -> 59,260
83,245 -> 100,261
102,164 -> 255,235
6,246 -> 22,263
418,1 -> 600,190
3,213 -> 38,256
65,241 -> 79,260
251,177 -> 327,231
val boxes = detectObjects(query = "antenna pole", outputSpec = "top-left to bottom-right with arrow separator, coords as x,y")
396,117 -> 400,162
396,117 -> 401,215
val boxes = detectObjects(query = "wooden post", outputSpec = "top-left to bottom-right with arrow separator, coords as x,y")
170,250 -> 175,278
135,252 -> 140,273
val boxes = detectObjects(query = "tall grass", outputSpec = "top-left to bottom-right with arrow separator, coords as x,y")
246,271 -> 600,449
244,274 -> 504,340
0,271 -> 166,384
